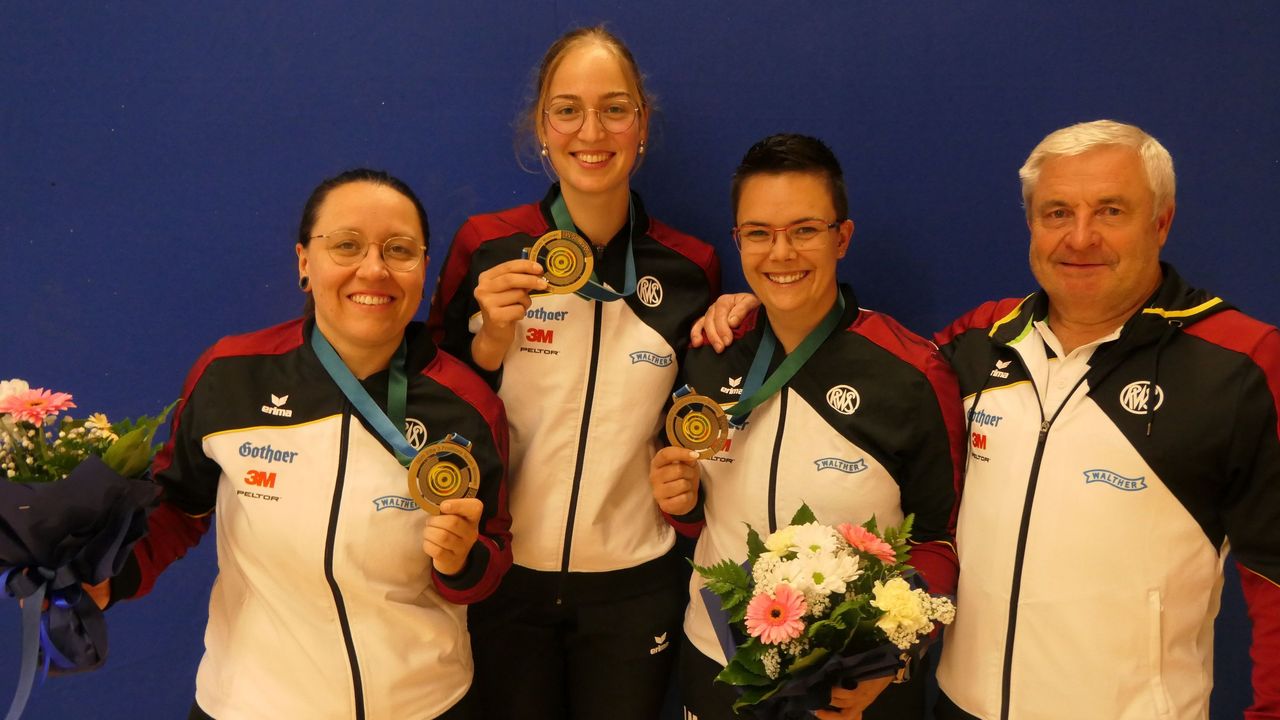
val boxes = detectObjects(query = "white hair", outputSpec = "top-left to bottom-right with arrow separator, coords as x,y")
1019,119 -> 1175,217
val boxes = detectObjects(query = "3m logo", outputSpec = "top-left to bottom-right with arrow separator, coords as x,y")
244,469 -> 277,488
405,418 -> 428,450
826,385 -> 860,415
525,327 -> 555,344
261,393 -> 293,418
972,432 -> 987,450
637,276 -> 663,307
1119,381 -> 1164,415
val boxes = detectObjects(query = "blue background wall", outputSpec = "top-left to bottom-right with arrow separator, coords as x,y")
3,1 -> 1277,717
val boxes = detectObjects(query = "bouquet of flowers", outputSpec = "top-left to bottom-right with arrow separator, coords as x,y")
694,503 -> 955,718
0,379 -> 173,718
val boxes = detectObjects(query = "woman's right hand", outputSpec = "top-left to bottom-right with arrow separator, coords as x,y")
470,258 -> 549,370
649,446 -> 702,516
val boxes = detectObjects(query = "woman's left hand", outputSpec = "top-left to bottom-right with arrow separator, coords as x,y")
813,675 -> 893,720
422,498 -> 483,576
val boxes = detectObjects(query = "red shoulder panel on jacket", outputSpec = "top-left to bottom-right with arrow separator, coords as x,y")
934,297 -> 1025,347
1184,310 -> 1280,448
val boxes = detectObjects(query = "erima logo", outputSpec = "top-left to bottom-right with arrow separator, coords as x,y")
721,377 -> 743,395
990,359 -> 1012,379
373,495 -> 417,512
261,393 -> 293,418
630,351 -> 673,367
405,418 -> 428,450
524,307 -> 569,322
637,276 -> 664,307
1119,381 -> 1164,415
969,409 -> 1002,428
814,457 -> 867,474
650,632 -> 670,655
826,385 -> 860,415
1084,468 -> 1147,492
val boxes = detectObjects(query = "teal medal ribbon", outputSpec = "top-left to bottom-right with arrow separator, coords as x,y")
726,292 -> 847,429
310,327 -> 417,465
547,190 -> 636,302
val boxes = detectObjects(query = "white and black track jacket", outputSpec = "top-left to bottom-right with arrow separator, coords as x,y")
114,319 -> 512,720
933,265 -> 1280,720
673,285 -> 966,665
428,185 -> 719,584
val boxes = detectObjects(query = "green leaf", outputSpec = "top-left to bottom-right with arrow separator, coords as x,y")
100,399 -> 178,478
789,501 -> 817,526
693,559 -> 751,614
745,523 -> 767,563
717,656 -> 772,687
787,646 -> 831,674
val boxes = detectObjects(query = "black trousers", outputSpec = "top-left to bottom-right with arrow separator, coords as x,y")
677,636 -> 927,720
468,555 -> 688,720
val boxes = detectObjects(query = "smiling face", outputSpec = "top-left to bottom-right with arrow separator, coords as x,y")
296,181 -> 427,374
736,172 -> 852,350
1027,145 -> 1173,330
538,42 -> 647,201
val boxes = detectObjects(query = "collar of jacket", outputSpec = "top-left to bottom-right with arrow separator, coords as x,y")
985,262 -> 1233,352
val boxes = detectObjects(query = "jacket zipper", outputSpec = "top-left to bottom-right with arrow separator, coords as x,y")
557,300 -> 604,603
766,389 -> 789,533
997,364 -> 1090,720
325,405 -> 366,720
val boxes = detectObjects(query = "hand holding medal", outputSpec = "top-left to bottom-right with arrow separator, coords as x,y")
665,385 -> 729,459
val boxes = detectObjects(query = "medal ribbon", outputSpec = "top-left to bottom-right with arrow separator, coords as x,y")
548,190 -> 636,301
310,327 -> 416,466
726,292 -> 847,428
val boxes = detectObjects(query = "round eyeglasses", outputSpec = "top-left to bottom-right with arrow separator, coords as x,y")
544,98 -> 641,135
732,221 -> 840,252
309,230 -> 426,272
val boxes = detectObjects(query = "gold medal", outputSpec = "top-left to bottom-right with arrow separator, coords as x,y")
665,388 -> 730,459
529,230 -> 593,294
407,434 -> 480,514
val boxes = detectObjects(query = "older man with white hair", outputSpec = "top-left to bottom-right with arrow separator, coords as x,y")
932,120 -> 1280,720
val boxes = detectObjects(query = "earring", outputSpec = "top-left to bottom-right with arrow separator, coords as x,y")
298,275 -> 310,291
540,143 -> 549,157
638,141 -> 646,155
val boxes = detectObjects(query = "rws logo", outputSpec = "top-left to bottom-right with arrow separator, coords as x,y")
1119,381 -> 1164,415
636,276 -> 663,307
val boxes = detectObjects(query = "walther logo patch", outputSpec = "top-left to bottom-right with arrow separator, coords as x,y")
373,495 -> 418,512
1083,468 -> 1147,492
814,457 -> 867,474
629,351 -> 673,367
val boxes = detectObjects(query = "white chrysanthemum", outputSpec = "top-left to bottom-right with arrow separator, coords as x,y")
790,522 -> 840,557
798,551 -> 861,597
0,379 -> 29,403
764,526 -> 798,557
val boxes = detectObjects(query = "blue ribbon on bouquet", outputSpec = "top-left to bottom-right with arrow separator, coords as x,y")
0,455 -> 158,720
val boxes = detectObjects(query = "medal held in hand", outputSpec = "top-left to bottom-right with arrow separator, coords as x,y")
408,433 -> 480,514
665,385 -> 729,459
527,229 -> 593,294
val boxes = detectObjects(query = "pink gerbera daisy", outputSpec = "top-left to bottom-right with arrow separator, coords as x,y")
0,388 -> 76,425
744,583 -> 807,645
838,523 -> 897,564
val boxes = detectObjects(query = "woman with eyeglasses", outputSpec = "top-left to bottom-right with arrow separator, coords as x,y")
96,169 -> 511,719
428,26 -> 719,720
649,135 -> 964,720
